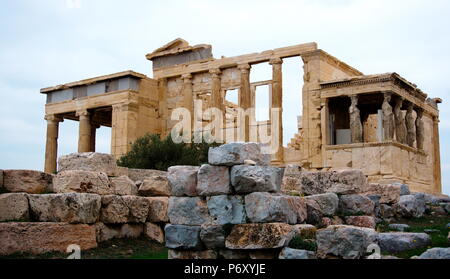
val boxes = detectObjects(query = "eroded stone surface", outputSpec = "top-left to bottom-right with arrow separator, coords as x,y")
0,193 -> 29,222
225,223 -> 294,249
3,170 -> 53,194
139,176 -> 170,196
100,195 -> 150,223
207,195 -> 246,225
168,197 -> 210,225
339,194 -> 375,215
279,247 -> 316,259
58,152 -> 117,176
53,170 -> 113,195
200,224 -> 226,249
305,193 -> 339,217
165,224 -> 202,250
144,222 -> 164,244
378,232 -> 431,253
146,197 -> 169,223
344,216 -> 376,229
208,142 -> 268,166
197,164 -> 231,196
230,165 -> 282,194
111,176 -> 138,196
168,249 -> 217,259
394,194 -> 426,218
417,247 -> 450,259
167,166 -> 199,197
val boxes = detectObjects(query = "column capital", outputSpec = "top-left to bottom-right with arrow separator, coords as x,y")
209,68 -> 221,77
181,73 -> 193,81
44,114 -> 63,122
269,57 -> 283,65
237,63 -> 251,73
113,101 -> 139,112
76,109 -> 90,117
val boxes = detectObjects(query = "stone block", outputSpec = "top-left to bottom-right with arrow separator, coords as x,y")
208,142 -> 268,166
225,223 -> 294,249
146,197 -> 169,223
417,247 -> 450,259
111,176 -> 138,196
53,170 -> 114,195
207,195 -> 246,225
197,164 -> 231,196
138,176 -> 170,196
230,165 -> 282,194
305,193 -> 339,217
125,168 -> 167,183
165,224 -> 202,250
0,222 -> 97,255
0,193 -> 29,222
279,247 -> 316,259
29,193 -> 101,224
144,222 -> 165,244
305,198 -> 324,226
378,232 -> 431,253
292,224 -> 317,239
168,197 -> 211,225
393,194 -> 426,218
3,170 -> 53,194
344,216 -> 376,229
94,223 -> 143,242
100,195 -> 150,223
167,166 -> 199,197
58,152 -> 117,176
200,224 -> 226,249
339,194 -> 375,215
363,183 -> 402,204
245,192 -> 307,224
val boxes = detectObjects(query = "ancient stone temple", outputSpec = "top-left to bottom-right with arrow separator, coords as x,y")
40,38 -> 442,194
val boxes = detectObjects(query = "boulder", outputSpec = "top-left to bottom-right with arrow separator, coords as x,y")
417,247 -> 450,259
305,198 -> 324,226
283,164 -> 302,176
165,224 -> 202,250
219,249 -> 249,259
292,224 -> 317,239
305,193 -> 339,217
231,165 -> 282,194
208,142 -> 268,166
197,164 -> 231,196
295,171 -> 331,195
200,224 -> 226,249
422,193 -> 450,205
144,223 -> 165,244
392,182 -> 411,196
394,194 -> 426,218
279,248 -> 316,259
168,197 -> 211,225
146,197 -> 169,223
138,176 -> 170,196
245,192 -> 307,224
3,170 -> 53,194
281,176 -> 302,194
29,193 -> 101,224
321,216 -> 344,227
168,249 -> 217,259
100,195 -> 150,223
167,166 -> 199,197
58,152 -> 117,176
327,170 -> 368,194
0,222 -> 97,255
110,176 -> 138,196
363,183 -> 403,204
388,224 -> 410,232
207,195 -> 246,225
339,194 -> 375,215
316,225 -> 378,259
344,216 -> 376,229
379,204 -> 395,220
53,170 -> 114,195
378,232 -> 431,253
225,223 -> 294,249
0,193 -> 29,221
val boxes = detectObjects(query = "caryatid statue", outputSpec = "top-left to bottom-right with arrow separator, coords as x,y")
349,95 -> 363,143
394,97 -> 407,144
382,92 -> 395,141
416,108 -> 424,150
405,103 -> 416,147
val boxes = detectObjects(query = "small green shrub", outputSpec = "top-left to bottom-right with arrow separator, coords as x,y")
288,236 -> 317,251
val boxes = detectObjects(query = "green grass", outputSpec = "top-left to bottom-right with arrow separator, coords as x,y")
288,236 -> 317,251
0,237 -> 168,259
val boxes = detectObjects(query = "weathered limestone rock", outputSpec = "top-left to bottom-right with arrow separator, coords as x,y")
111,176 -> 138,196
100,195 -> 150,223
305,198 -> 324,226
298,172 -> 332,195
231,165 -> 282,194
281,176 -> 302,194
328,170 -> 368,194
394,194 -> 426,218
168,249 -> 217,259
200,224 -> 226,249
417,247 -> 450,259
146,197 -> 169,223
94,223 -> 143,242
316,225 -> 378,259
388,224 -> 410,232
344,216 -> 376,229
284,164 -> 302,176
138,176 -> 170,196
339,194 -> 375,215
245,192 -> 307,224
208,142 -> 268,166
29,193 -> 101,224
363,183 -> 404,204
167,166 -> 199,197
144,223 -> 164,244
422,193 -> 450,205
0,193 -> 29,221
3,170 -> 53,194
292,224 -> 317,239
165,224 -> 202,250
219,249 -> 249,259
305,193 -> 339,217
321,216 -> 344,227
225,223 -> 294,249
0,222 -> 97,255
58,152 -> 117,176
378,232 -> 431,253
124,168 -> 167,183
197,164 -> 231,196
53,170 -> 113,195
168,197 -> 210,225
279,248 -> 316,259
207,195 -> 246,225
94,222 -> 120,242
379,204 -> 395,220
119,223 -> 144,238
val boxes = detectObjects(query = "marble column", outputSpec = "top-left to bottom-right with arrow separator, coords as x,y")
415,108 -> 424,150
349,95 -> 363,143
405,103 -> 416,147
209,68 -> 223,111
238,63 -> 251,142
158,78 -> 168,138
394,97 -> 407,144
76,109 -> 91,153
90,123 -> 100,152
382,92 -> 395,141
44,114 -> 63,173
269,57 -> 283,162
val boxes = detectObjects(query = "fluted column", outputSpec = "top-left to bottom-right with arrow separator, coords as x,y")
76,109 -> 91,153
158,78 -> 168,138
238,63 -> 251,141
269,57 -> 283,162
44,114 -> 63,173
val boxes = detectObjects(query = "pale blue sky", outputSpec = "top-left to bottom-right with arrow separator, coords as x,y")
0,0 -> 448,194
